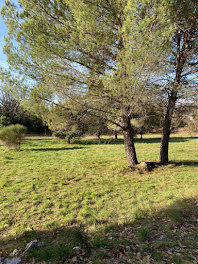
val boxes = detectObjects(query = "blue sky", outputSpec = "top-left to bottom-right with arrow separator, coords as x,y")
0,0 -> 8,69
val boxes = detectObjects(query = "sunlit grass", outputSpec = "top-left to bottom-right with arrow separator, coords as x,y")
0,133 -> 198,263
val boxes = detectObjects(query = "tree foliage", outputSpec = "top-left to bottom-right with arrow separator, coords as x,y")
47,99 -> 89,143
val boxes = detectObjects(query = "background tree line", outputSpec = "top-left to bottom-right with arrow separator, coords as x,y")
0,87 -> 196,143
0,90 -> 48,134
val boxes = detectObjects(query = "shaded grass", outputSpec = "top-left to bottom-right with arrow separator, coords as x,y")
1,198 -> 198,263
0,133 -> 198,263
74,136 -> 197,145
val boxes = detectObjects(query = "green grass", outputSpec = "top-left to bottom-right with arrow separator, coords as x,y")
0,134 -> 198,263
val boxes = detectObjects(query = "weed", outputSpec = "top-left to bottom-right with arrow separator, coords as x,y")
138,227 -> 150,241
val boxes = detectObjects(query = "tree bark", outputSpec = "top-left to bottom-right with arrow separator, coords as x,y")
160,91 -> 177,164
122,115 -> 138,166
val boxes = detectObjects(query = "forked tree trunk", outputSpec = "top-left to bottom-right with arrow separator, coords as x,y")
122,115 -> 138,166
160,91 -> 177,165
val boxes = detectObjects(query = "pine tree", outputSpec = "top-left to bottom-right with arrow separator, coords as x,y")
159,0 -> 198,164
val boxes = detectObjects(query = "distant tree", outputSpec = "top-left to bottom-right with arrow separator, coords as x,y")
184,103 -> 198,133
0,92 -> 23,124
86,112 -> 109,140
47,102 -> 89,144
131,106 -> 163,139
107,123 -> 121,140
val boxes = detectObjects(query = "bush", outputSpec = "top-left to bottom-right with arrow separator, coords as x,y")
0,124 -> 27,150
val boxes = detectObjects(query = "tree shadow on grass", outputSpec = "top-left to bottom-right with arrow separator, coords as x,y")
75,138 -> 124,145
75,136 -> 192,146
24,138 -> 56,143
171,160 -> 198,167
24,136 -> 197,147
1,197 -> 198,263
24,147 -> 86,152
135,137 -> 192,144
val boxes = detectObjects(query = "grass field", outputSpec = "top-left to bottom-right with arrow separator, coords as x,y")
0,133 -> 198,263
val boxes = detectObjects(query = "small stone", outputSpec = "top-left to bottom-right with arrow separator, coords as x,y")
26,240 -> 38,250
159,235 -> 166,240
125,246 -> 130,251
139,162 -> 147,170
73,246 -> 81,251
73,246 -> 83,254
2,258 -> 21,264
25,240 -> 45,251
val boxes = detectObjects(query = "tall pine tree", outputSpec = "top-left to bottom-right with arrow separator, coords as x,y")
159,0 -> 198,164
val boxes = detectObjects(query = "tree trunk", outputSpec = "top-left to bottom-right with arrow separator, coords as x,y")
160,28 -> 191,165
44,121 -> 47,136
97,131 -> 101,140
114,131 -> 118,140
122,115 -> 138,166
67,137 -> 71,144
160,91 -> 177,165
140,129 -> 143,140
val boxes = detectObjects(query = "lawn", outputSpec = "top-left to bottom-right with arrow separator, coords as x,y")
0,134 -> 198,263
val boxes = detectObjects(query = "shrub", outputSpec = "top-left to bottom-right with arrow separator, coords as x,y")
0,124 -> 27,150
